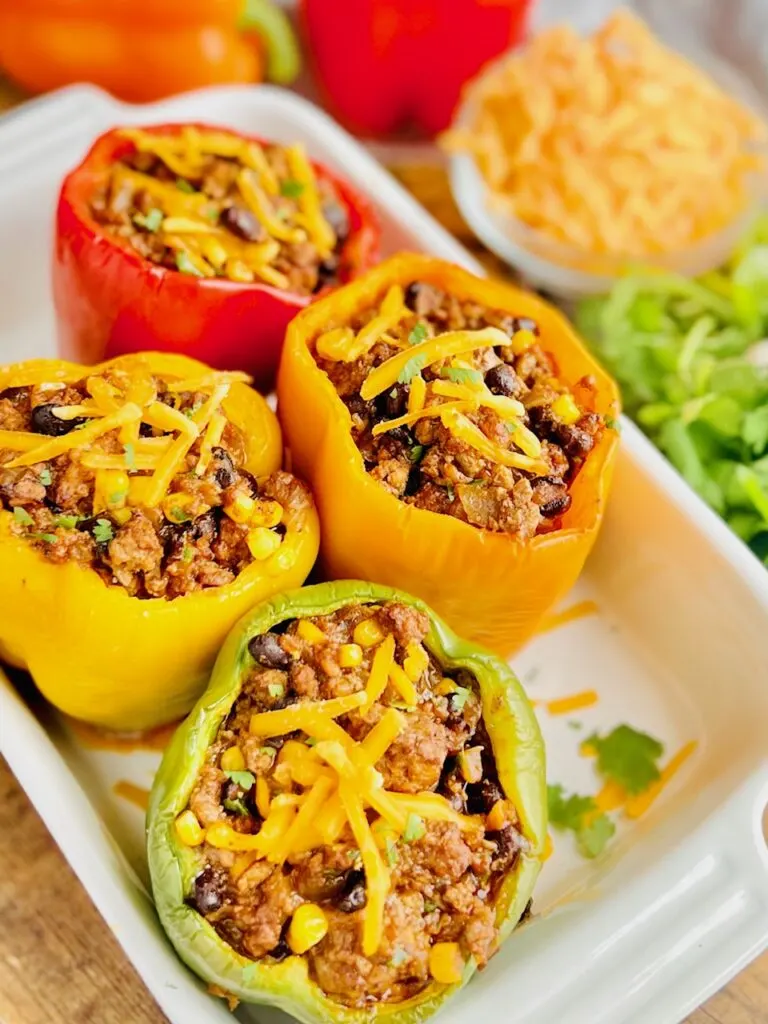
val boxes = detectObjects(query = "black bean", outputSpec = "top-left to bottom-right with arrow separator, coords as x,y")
404,282 -> 422,310
0,385 -> 29,405
31,403 -> 84,436
139,422 -> 155,438
220,204 -> 265,243
484,364 -> 520,397
322,200 -> 349,243
512,316 -> 539,336
489,825 -> 522,874
375,383 -> 409,421
404,466 -> 421,497
336,869 -> 367,913
249,632 -> 292,670
314,254 -> 340,292
540,494 -> 571,518
190,509 -> 220,542
193,866 -> 225,914
556,425 -> 595,459
268,939 -> 292,962
467,778 -> 504,815
211,447 -> 237,489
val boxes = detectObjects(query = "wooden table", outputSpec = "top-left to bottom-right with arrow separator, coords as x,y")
0,90 -> 766,1023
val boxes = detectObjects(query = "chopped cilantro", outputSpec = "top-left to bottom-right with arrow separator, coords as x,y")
54,514 -> 80,529
389,946 -> 409,968
349,847 -> 362,865
440,366 -> 482,386
305,736 -> 318,747
204,206 -> 220,223
402,813 -> 426,843
181,545 -> 195,564
408,321 -> 428,345
38,468 -> 52,486
398,355 -> 426,385
576,813 -> 616,859
123,443 -> 136,471
168,505 -> 193,524
385,838 -> 399,867
587,724 -> 664,795
408,444 -> 425,464
133,207 -> 163,232
92,518 -> 114,544
604,415 -> 620,431
444,482 -> 455,502
267,682 -> 285,699
12,506 -> 33,526
567,720 -> 583,731
176,177 -> 196,194
547,783 -> 615,860
223,797 -> 250,817
242,963 -> 259,983
36,533 -> 58,544
424,899 -> 438,913
280,178 -> 305,198
175,251 -> 204,277
449,686 -> 471,712
225,769 -> 255,790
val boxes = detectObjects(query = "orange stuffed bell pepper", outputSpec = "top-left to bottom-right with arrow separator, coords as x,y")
0,352 -> 319,731
278,254 -> 620,656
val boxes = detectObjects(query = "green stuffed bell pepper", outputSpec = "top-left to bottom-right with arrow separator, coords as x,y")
147,581 -> 546,1021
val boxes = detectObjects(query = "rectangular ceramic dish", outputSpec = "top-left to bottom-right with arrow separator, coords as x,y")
1,84 -> 767,1024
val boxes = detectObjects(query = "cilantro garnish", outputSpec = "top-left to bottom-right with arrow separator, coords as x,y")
204,206 -> 220,223
175,251 -> 204,277
444,482 -> 455,502
280,179 -> 304,198
305,736 -> 318,747
133,208 -> 163,233
38,468 -> 52,486
267,682 -> 284,699
181,545 -> 195,564
423,899 -> 438,913
176,178 -> 196,194
389,947 -> 409,968
441,367 -> 482,386
349,847 -> 362,865
604,415 -> 620,431
123,443 -> 136,471
587,724 -> 664,795
92,518 -> 114,544
385,838 -> 399,866
403,813 -> 426,843
567,720 -> 583,731
408,444 -> 425,464
36,533 -> 58,544
547,783 -> 615,859
408,321 -> 428,345
398,355 -> 426,384
225,769 -> 255,790
54,514 -> 80,529
223,797 -> 250,817
168,506 -> 192,524
449,686 -> 471,712
12,506 -> 33,526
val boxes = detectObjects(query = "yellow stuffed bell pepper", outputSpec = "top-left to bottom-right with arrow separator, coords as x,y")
277,254 -> 620,656
0,352 -> 319,730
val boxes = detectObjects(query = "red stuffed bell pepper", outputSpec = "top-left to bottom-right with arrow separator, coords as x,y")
54,124 -> 380,390
302,0 -> 533,138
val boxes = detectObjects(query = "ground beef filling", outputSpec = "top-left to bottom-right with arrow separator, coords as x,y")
185,601 -> 527,1007
0,374 -> 311,599
89,129 -> 350,295
316,280 -> 605,539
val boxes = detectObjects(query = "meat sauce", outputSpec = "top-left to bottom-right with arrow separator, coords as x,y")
183,601 -> 527,1006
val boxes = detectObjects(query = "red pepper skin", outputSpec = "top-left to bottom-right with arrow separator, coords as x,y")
53,124 -> 380,391
302,0 -> 531,138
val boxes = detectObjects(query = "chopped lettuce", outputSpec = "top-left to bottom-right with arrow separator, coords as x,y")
577,217 -> 768,567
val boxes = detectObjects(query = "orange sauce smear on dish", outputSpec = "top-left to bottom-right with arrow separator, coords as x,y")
65,716 -> 179,753
113,780 -> 151,811
537,599 -> 599,636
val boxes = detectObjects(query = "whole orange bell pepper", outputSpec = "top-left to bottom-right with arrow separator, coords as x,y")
0,0 -> 300,102
277,254 -> 620,657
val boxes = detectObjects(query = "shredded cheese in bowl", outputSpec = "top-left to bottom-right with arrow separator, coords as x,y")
443,11 -> 768,287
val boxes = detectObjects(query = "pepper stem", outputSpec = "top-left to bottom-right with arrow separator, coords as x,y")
240,0 -> 302,85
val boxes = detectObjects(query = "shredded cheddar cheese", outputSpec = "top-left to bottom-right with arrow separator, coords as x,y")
545,690 -> 599,716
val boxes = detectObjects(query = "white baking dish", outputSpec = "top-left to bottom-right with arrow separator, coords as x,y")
1,84 -> 767,1024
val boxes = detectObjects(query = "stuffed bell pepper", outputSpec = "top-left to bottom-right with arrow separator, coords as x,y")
54,124 -> 380,390
0,353 -> 319,730
278,255 -> 620,656
148,581 -> 545,1020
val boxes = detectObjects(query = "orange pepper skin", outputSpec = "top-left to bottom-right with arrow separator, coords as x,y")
0,353 -> 320,731
0,12 -> 260,102
277,255 -> 620,657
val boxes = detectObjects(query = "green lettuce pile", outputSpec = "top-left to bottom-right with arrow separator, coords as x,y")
578,218 -> 768,566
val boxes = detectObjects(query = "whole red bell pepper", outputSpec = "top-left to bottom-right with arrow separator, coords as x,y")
302,0 -> 533,138
53,124 -> 380,391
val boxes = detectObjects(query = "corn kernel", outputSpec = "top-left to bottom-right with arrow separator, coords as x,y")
297,619 -> 327,645
339,643 -> 363,668
255,775 -> 271,818
487,798 -> 510,832
221,746 -> 245,772
250,499 -> 283,529
353,618 -> 385,648
288,903 -> 328,954
174,809 -> 204,847
435,678 -> 457,696
226,259 -> 255,283
403,641 -> 429,682
225,493 -> 255,524
458,747 -> 483,784
247,527 -> 282,560
511,328 -> 536,355
112,507 -> 133,526
429,942 -> 464,984
316,327 -> 358,362
551,393 -> 581,426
